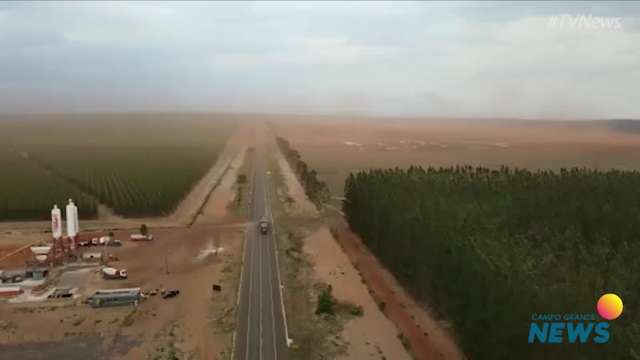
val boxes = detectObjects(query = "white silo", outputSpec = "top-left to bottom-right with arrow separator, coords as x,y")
51,204 -> 62,239
66,199 -> 79,238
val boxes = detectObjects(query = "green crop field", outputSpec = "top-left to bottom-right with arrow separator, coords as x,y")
0,150 -> 97,221
0,113 -> 235,220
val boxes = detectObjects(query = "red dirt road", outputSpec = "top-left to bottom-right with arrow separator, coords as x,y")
334,220 -> 464,360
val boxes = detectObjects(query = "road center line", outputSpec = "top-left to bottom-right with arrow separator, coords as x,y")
244,164 -> 258,360
244,231 -> 254,360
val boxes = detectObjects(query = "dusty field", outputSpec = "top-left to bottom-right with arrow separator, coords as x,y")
0,225 -> 244,359
272,118 -> 640,196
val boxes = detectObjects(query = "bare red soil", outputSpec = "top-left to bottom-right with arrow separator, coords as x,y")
334,219 -> 464,360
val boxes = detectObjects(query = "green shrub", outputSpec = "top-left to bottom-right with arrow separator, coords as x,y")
315,285 -> 335,315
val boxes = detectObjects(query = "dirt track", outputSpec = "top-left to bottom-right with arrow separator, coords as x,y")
333,221 -> 464,360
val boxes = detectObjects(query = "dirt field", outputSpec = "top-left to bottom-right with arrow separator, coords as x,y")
272,118 -> 640,196
0,225 -> 244,359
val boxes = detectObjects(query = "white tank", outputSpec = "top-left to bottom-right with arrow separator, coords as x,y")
66,199 -> 79,238
30,246 -> 52,255
51,205 -> 62,239
30,246 -> 51,263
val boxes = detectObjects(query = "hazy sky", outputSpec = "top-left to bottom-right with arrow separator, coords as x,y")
1,1 -> 639,119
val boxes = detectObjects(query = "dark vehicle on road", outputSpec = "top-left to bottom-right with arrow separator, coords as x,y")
258,220 -> 269,235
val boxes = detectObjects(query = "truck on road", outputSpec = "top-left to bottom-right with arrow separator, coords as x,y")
258,220 -> 270,235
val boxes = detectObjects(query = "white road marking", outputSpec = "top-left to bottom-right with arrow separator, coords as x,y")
244,232 -> 253,360
244,165 -> 258,360
259,224 -> 264,360
259,175 -> 279,359
267,231 -> 279,360
265,168 -> 292,347
236,144 -> 290,360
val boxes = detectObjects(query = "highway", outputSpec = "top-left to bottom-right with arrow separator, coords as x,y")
234,144 -> 288,360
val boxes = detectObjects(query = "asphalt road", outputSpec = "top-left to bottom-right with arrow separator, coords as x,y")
234,145 -> 288,360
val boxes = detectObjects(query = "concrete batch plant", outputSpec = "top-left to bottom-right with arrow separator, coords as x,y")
31,199 -> 81,265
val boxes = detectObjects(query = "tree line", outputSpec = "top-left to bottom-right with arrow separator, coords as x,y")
276,137 -> 330,209
343,165 -> 639,359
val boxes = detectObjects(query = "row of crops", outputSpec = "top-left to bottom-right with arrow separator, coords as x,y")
30,146 -> 219,217
0,151 -> 97,221
0,114 -> 234,221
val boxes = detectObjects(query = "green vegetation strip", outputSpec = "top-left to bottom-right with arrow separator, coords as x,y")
275,137 -> 330,209
0,150 -> 97,220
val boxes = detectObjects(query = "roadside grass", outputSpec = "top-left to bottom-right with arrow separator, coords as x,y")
210,231 -> 244,360
149,321 -> 182,360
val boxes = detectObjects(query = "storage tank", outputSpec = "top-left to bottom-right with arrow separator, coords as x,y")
66,199 -> 79,238
51,205 -> 62,239
30,246 -> 51,263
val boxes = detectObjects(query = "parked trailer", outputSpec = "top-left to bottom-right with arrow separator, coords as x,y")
130,234 -> 153,241
88,288 -> 140,308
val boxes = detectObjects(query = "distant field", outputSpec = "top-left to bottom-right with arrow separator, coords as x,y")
273,118 -> 640,198
0,150 -> 97,221
0,113 -> 235,220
